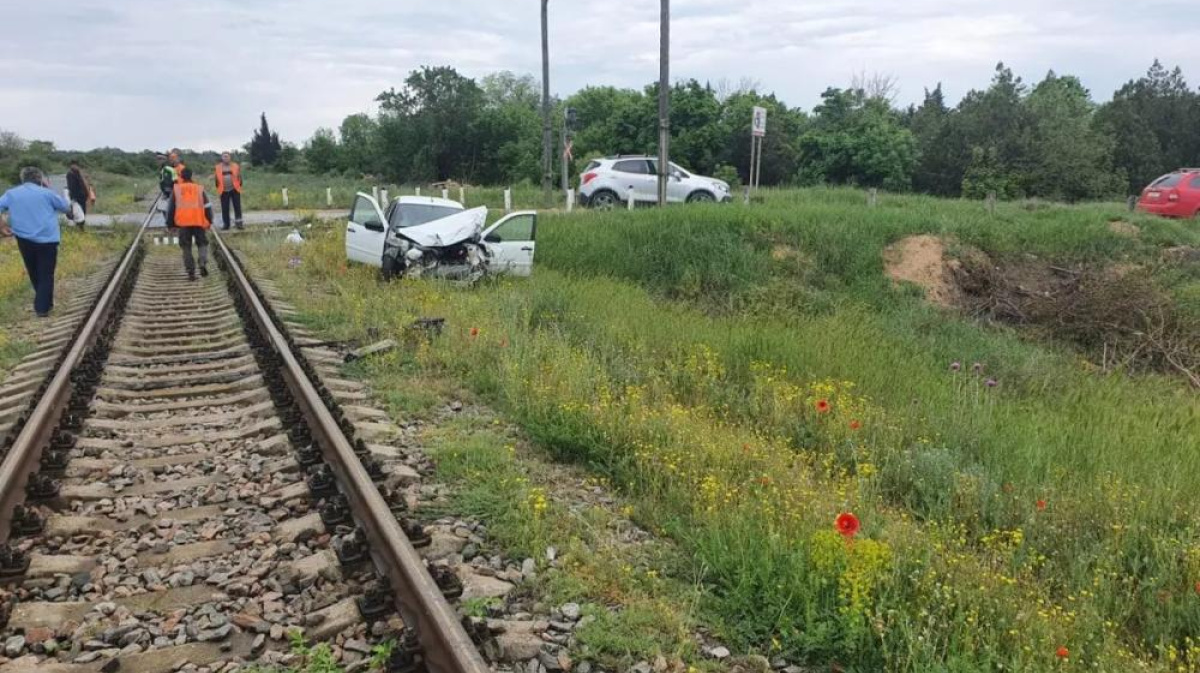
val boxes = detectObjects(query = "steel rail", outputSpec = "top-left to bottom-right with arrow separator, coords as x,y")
0,195 -> 159,540
211,230 -> 489,673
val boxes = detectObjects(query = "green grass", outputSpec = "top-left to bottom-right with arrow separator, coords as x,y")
233,188 -> 1200,671
0,227 -> 131,377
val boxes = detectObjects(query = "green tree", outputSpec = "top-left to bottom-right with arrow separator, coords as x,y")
337,114 -> 379,176
477,71 -> 543,184
376,66 -> 486,182
907,85 -> 961,196
950,63 -> 1032,197
796,88 -> 915,190
247,113 -> 282,167
1021,72 -> 1121,200
1096,61 -> 1200,193
304,128 -> 340,175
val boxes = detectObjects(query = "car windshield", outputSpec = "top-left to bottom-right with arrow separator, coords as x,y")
390,204 -> 462,229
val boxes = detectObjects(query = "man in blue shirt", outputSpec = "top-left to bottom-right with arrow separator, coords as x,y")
0,167 -> 71,317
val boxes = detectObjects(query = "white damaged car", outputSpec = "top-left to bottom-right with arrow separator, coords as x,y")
345,193 -> 537,281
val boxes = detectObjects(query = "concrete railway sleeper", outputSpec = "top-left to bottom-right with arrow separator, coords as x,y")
0,224 -> 493,673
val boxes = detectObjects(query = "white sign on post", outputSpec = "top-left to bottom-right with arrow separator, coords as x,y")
752,106 -> 767,137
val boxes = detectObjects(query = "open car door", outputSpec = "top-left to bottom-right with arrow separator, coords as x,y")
481,211 -> 537,277
345,192 -> 387,267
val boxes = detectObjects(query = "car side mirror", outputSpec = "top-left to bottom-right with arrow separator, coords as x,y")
484,233 -> 501,243
671,172 -> 683,181
364,221 -> 385,232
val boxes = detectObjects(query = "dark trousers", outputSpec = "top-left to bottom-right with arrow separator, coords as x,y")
178,227 -> 209,276
16,238 -> 58,316
220,190 -> 243,228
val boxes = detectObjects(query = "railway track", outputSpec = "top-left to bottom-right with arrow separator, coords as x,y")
0,220 -> 491,673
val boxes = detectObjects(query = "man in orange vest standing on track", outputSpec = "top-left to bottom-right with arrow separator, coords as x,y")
166,167 -> 213,281
214,152 -> 244,230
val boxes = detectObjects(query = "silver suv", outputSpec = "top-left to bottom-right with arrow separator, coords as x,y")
578,156 -> 732,208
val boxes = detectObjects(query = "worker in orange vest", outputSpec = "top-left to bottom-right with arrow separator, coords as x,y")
214,152 -> 244,230
166,167 -> 213,281
169,151 -> 186,183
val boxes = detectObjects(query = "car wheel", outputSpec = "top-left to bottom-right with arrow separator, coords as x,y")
381,255 -> 402,282
590,190 -> 619,210
687,191 -> 716,203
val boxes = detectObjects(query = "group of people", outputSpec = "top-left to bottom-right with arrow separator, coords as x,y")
156,151 -> 245,280
0,151 -> 249,318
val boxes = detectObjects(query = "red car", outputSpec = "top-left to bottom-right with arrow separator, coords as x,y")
1138,169 -> 1200,218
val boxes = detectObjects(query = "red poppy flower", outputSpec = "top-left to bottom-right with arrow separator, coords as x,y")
758,476 -> 772,486
469,327 -> 480,338
500,337 -> 509,348
742,443 -> 751,455
815,399 -> 831,414
1036,499 -> 1047,511
1055,646 -> 1069,659
1194,581 -> 1200,595
849,420 -> 862,431
835,512 -> 860,538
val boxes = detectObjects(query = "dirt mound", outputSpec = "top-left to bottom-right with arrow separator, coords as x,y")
1108,220 -> 1141,237
883,235 -> 961,308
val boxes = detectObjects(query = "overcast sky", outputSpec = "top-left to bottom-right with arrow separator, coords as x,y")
3,0 -> 1198,152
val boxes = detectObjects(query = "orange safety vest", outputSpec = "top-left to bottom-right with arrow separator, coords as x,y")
215,162 -> 243,193
173,182 -> 209,228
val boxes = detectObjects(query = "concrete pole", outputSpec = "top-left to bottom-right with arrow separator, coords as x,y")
541,0 -> 553,200
656,0 -> 670,207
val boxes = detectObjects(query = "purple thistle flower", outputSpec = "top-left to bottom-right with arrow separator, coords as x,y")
985,378 -> 998,388
972,362 -> 984,374
950,361 -> 961,372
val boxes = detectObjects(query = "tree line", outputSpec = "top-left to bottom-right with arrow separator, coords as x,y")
4,60 -> 1199,201
292,60 -> 1200,200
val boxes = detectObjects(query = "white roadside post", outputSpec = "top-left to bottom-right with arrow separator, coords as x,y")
372,186 -> 380,203
459,186 -> 466,204
415,186 -> 421,196
503,188 -> 513,214
381,188 -> 389,206
627,191 -> 635,210
442,188 -> 449,200
282,188 -> 289,208
326,187 -> 332,207
565,189 -> 574,212
868,188 -> 878,208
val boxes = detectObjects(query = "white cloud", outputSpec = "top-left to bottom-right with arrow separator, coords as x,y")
1,0 -> 1198,150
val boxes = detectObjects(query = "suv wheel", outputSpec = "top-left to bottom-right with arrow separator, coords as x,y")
687,191 -> 715,203
381,254 -> 402,281
589,190 -> 619,210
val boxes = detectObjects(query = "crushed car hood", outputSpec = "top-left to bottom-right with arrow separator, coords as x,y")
396,206 -> 487,248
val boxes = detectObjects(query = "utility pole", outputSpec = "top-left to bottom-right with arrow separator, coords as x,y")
541,0 -> 553,201
656,0 -> 670,206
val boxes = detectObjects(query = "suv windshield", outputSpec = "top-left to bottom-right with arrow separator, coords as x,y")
390,204 -> 462,229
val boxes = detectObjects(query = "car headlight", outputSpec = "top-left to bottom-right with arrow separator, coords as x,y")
405,248 -> 424,262
713,181 -> 730,192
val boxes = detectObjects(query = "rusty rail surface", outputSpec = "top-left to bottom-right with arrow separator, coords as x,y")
0,197 -> 158,540
210,231 -> 490,673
